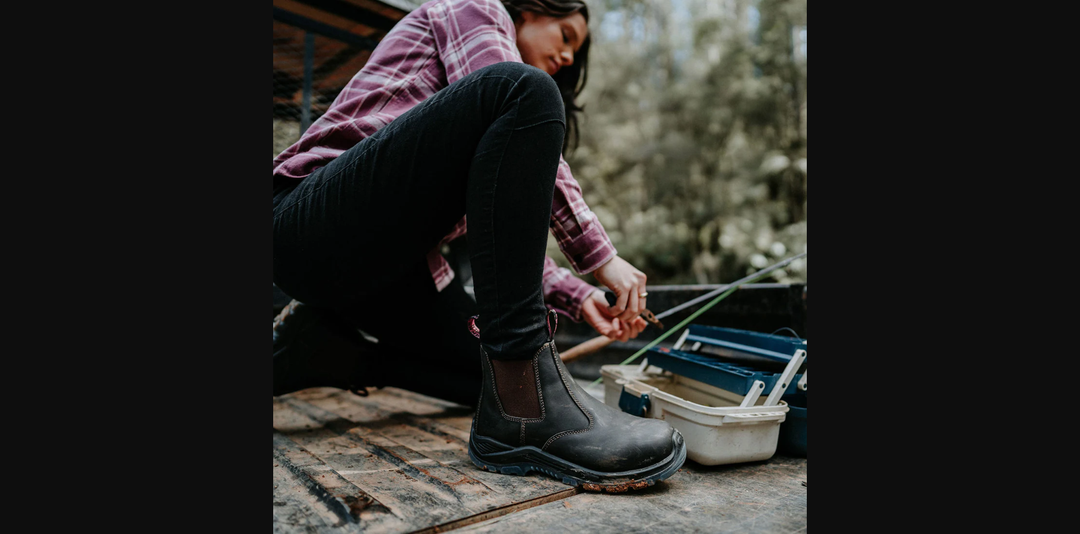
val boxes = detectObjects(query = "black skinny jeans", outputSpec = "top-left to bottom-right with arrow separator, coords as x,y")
273,62 -> 565,362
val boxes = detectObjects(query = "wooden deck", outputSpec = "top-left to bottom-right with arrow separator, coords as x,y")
273,383 -> 807,533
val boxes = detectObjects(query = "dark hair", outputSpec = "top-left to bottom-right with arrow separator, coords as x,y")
501,0 -> 590,155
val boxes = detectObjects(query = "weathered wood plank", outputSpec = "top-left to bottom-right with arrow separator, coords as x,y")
275,397 -> 484,528
274,431 -> 408,533
453,455 -> 807,533
357,386 -> 474,416
290,388 -> 572,499
274,444 -> 371,534
412,489 -> 577,534
274,387 -> 578,532
274,463 -> 340,533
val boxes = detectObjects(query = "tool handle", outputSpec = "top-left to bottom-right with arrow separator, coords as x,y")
603,289 -> 618,307
560,335 -> 616,362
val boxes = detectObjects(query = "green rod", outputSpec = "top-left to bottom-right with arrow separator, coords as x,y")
588,254 -> 804,386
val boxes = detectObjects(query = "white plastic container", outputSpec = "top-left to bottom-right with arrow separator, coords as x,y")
601,364 -> 791,466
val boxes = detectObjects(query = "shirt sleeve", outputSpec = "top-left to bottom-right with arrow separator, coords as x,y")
549,158 -> 618,274
542,255 -> 601,322
431,0 -> 618,275
430,0 -> 523,84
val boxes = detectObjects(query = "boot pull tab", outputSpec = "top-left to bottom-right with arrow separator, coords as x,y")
467,315 -> 481,339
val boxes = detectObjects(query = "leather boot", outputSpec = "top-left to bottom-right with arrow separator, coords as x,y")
273,300 -> 380,396
468,339 -> 687,492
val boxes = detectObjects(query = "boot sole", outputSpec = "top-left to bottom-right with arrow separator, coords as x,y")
468,430 -> 687,492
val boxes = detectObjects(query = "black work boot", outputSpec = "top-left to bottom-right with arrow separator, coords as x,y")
468,340 -> 687,492
273,300 -> 380,396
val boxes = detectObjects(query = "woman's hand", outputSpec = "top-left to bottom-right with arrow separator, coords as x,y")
581,289 -> 648,342
591,255 -> 649,323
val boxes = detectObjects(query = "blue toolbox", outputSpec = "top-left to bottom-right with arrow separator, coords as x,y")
663,325 -> 807,457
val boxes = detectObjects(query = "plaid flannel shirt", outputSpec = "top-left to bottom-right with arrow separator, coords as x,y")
272,0 -> 614,321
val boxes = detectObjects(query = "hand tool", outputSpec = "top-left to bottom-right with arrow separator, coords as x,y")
602,290 -> 664,329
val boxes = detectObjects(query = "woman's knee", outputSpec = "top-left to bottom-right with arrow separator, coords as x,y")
477,62 -> 564,120
478,61 -> 543,83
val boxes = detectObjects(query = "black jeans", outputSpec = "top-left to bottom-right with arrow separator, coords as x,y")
273,62 -> 565,362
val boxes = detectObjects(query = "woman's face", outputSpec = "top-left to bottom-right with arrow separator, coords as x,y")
514,11 -> 588,76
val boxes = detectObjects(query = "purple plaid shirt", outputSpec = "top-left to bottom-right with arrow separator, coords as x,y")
272,0 -> 615,321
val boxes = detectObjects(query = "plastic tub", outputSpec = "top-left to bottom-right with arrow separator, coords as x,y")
601,364 -> 789,466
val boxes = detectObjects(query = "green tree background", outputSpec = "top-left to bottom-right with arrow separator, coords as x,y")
554,0 -> 806,285
274,0 -> 807,285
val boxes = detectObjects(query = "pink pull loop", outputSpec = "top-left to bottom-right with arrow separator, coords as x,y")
546,308 -> 558,340
467,315 -> 481,339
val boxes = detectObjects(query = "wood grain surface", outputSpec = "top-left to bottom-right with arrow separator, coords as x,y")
273,386 -> 806,533
273,387 -> 577,534
456,455 -> 807,533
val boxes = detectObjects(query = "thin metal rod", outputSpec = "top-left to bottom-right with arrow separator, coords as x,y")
654,252 -> 806,320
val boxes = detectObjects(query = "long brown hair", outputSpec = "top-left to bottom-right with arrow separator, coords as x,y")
501,0 -> 590,155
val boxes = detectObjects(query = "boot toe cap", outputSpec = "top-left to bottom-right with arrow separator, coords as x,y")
621,417 -> 676,470
545,414 -> 676,473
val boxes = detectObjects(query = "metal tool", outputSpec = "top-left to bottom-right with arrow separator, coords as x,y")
602,290 -> 664,329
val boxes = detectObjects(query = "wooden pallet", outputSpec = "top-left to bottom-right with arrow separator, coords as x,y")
273,386 -> 806,533
274,387 -> 576,533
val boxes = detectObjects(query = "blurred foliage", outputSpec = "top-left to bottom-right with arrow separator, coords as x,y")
273,119 -> 301,160
549,0 -> 807,285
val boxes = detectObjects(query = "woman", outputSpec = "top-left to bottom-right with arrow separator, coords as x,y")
272,0 -> 686,491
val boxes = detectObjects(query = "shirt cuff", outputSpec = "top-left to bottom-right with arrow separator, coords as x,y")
559,230 -> 618,276
545,275 -> 602,323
